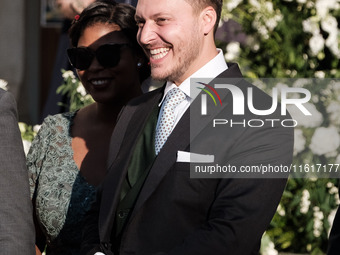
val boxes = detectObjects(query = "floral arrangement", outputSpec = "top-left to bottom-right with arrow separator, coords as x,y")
221,0 -> 340,79
18,70 -> 93,153
0,79 -> 39,155
57,69 -> 94,112
221,0 -> 340,254
18,122 -> 41,155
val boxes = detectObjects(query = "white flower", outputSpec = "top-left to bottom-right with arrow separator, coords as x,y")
287,103 -> 323,128
253,19 -> 270,39
327,182 -> 334,189
33,125 -> 41,134
309,126 -> 340,156
300,189 -> 311,214
224,42 -> 241,61
22,139 -> 32,156
277,204 -> 286,217
262,242 -> 278,255
336,192 -> 340,205
18,122 -> 27,134
265,17 -> 280,31
62,70 -> 76,80
316,0 -> 336,18
313,206 -> 324,238
297,0 -> 307,3
294,129 -> 306,156
325,31 -> 340,57
225,0 -> 242,11
309,33 -> 325,56
302,17 -> 320,35
310,177 -> 318,182
321,15 -> 338,33
315,71 -> 325,78
265,1 -> 274,12
76,84 -> 87,97
0,79 -> 8,91
330,186 -> 339,195
249,0 -> 261,9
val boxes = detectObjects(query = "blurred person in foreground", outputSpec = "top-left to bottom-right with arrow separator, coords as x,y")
0,87 -> 35,254
27,1 -> 150,254
81,0 -> 294,254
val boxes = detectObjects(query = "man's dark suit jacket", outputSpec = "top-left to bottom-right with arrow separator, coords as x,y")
327,183 -> 340,255
0,88 -> 35,254
82,63 -> 294,255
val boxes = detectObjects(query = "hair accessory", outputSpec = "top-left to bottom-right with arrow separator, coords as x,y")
137,62 -> 142,67
74,15 -> 80,21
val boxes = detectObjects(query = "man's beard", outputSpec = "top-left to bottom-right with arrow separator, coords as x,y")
151,28 -> 200,84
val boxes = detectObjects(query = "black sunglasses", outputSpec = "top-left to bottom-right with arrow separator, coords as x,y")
67,43 -> 129,70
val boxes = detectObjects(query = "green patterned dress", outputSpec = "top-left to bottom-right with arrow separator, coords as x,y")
27,112 -> 97,255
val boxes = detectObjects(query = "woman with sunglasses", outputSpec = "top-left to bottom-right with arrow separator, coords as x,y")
27,1 -> 150,254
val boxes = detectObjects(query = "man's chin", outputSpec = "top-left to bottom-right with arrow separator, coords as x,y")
150,69 -> 168,82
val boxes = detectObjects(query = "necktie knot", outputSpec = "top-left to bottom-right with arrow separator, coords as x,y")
163,87 -> 186,110
155,87 -> 186,155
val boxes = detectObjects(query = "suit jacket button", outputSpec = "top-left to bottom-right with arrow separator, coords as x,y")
118,210 -> 125,218
103,243 -> 108,249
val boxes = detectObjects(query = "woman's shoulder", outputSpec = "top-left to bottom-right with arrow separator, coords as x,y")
42,111 -> 77,127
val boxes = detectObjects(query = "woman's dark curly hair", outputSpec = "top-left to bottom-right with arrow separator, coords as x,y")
69,0 -> 150,82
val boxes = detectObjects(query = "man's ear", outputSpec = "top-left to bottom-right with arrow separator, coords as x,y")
201,6 -> 217,35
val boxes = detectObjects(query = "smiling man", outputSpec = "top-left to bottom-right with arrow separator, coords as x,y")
82,0 -> 294,254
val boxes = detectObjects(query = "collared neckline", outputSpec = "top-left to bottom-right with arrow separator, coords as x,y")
158,48 -> 228,106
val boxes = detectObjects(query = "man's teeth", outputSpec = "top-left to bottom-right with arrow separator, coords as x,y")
91,79 -> 108,85
150,48 -> 170,59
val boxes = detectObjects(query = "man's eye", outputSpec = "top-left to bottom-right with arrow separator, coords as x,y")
156,18 -> 168,24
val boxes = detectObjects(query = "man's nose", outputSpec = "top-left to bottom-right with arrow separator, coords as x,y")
137,21 -> 157,46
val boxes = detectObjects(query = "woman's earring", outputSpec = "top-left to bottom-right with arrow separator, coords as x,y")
137,62 -> 142,68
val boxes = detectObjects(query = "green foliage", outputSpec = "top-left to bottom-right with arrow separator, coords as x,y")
56,69 -> 94,112
18,122 -> 37,142
221,0 -> 340,254
221,0 -> 340,79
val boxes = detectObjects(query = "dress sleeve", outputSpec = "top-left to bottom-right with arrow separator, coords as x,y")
26,116 -> 54,199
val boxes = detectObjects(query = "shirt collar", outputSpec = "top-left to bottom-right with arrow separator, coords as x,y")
159,49 -> 228,106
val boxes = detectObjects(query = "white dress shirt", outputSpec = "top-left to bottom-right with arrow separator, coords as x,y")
156,48 -> 228,132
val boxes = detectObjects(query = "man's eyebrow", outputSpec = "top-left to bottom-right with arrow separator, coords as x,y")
135,12 -> 172,21
151,12 -> 171,19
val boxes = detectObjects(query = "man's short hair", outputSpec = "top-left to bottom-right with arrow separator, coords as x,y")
184,0 -> 223,34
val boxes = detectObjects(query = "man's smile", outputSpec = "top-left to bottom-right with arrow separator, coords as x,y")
150,47 -> 170,60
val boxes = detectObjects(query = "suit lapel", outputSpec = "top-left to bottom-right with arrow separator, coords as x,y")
130,63 -> 243,217
189,62 -> 243,140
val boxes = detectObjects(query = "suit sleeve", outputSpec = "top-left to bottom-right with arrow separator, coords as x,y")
159,117 -> 293,255
0,90 -> 35,254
